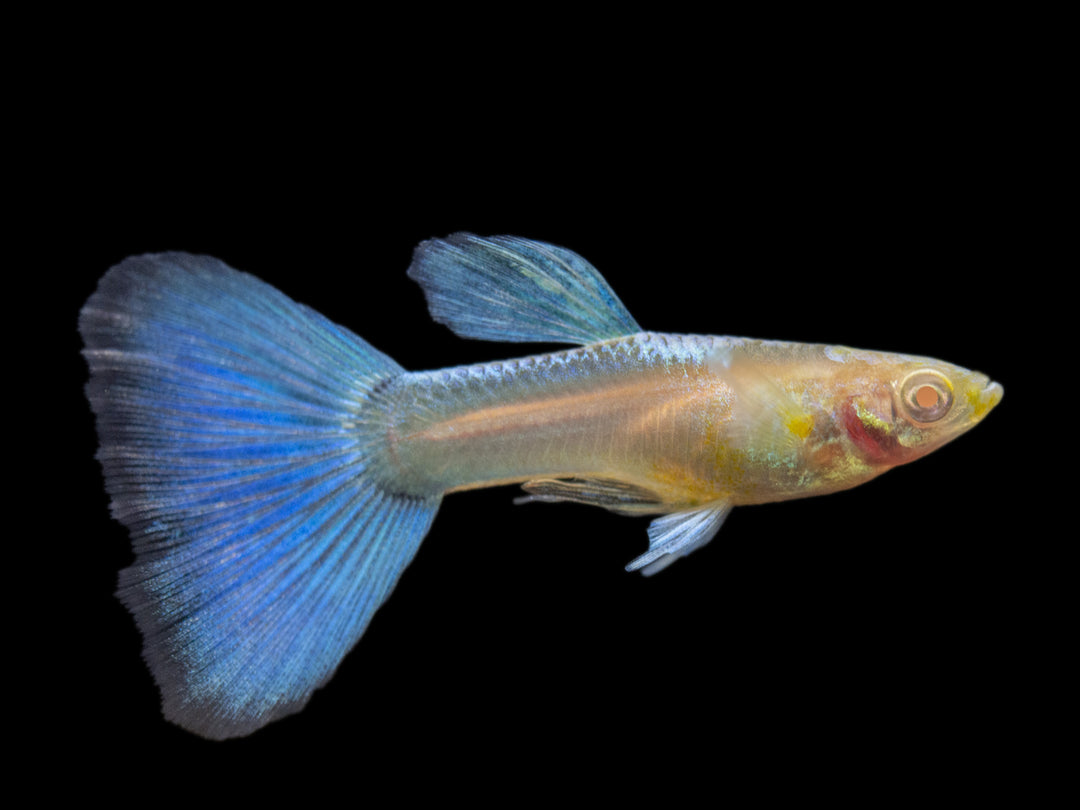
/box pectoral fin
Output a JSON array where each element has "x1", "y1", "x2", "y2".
[
  {"x1": 407, "y1": 233, "x2": 641, "y2": 345},
  {"x1": 626, "y1": 503, "x2": 732, "y2": 576}
]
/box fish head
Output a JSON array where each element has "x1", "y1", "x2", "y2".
[{"x1": 839, "y1": 352, "x2": 1003, "y2": 468}]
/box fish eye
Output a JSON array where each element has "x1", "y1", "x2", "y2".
[{"x1": 899, "y1": 369, "x2": 953, "y2": 422}]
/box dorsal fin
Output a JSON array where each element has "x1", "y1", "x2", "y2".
[{"x1": 407, "y1": 233, "x2": 640, "y2": 345}]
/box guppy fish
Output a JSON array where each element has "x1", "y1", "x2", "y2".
[{"x1": 80, "y1": 234, "x2": 1002, "y2": 739}]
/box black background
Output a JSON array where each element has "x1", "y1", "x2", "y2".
[{"x1": 40, "y1": 35, "x2": 1054, "y2": 800}]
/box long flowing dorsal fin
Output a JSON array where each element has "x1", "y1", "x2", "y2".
[{"x1": 407, "y1": 233, "x2": 641, "y2": 345}]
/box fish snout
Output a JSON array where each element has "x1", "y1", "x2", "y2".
[{"x1": 968, "y1": 375, "x2": 1003, "y2": 421}]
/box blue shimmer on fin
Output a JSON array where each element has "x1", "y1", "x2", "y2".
[
  {"x1": 79, "y1": 253, "x2": 440, "y2": 739},
  {"x1": 407, "y1": 233, "x2": 641, "y2": 345},
  {"x1": 626, "y1": 503, "x2": 731, "y2": 576}
]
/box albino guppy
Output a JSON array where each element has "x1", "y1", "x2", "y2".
[{"x1": 79, "y1": 234, "x2": 1003, "y2": 739}]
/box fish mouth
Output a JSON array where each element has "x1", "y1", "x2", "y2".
[{"x1": 972, "y1": 378, "x2": 1004, "y2": 419}]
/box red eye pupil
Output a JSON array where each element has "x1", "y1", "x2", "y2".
[{"x1": 915, "y1": 385, "x2": 938, "y2": 409}]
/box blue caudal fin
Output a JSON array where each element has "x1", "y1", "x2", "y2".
[{"x1": 79, "y1": 253, "x2": 440, "y2": 739}]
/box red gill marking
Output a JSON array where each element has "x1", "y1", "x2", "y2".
[{"x1": 841, "y1": 400, "x2": 896, "y2": 464}]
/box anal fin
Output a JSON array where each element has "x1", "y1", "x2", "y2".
[{"x1": 515, "y1": 477, "x2": 664, "y2": 515}]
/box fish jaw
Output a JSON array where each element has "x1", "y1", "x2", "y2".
[{"x1": 967, "y1": 375, "x2": 1004, "y2": 422}]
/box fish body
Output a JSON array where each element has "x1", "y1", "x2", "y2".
[
  {"x1": 376, "y1": 333, "x2": 999, "y2": 512},
  {"x1": 79, "y1": 234, "x2": 1002, "y2": 739}
]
